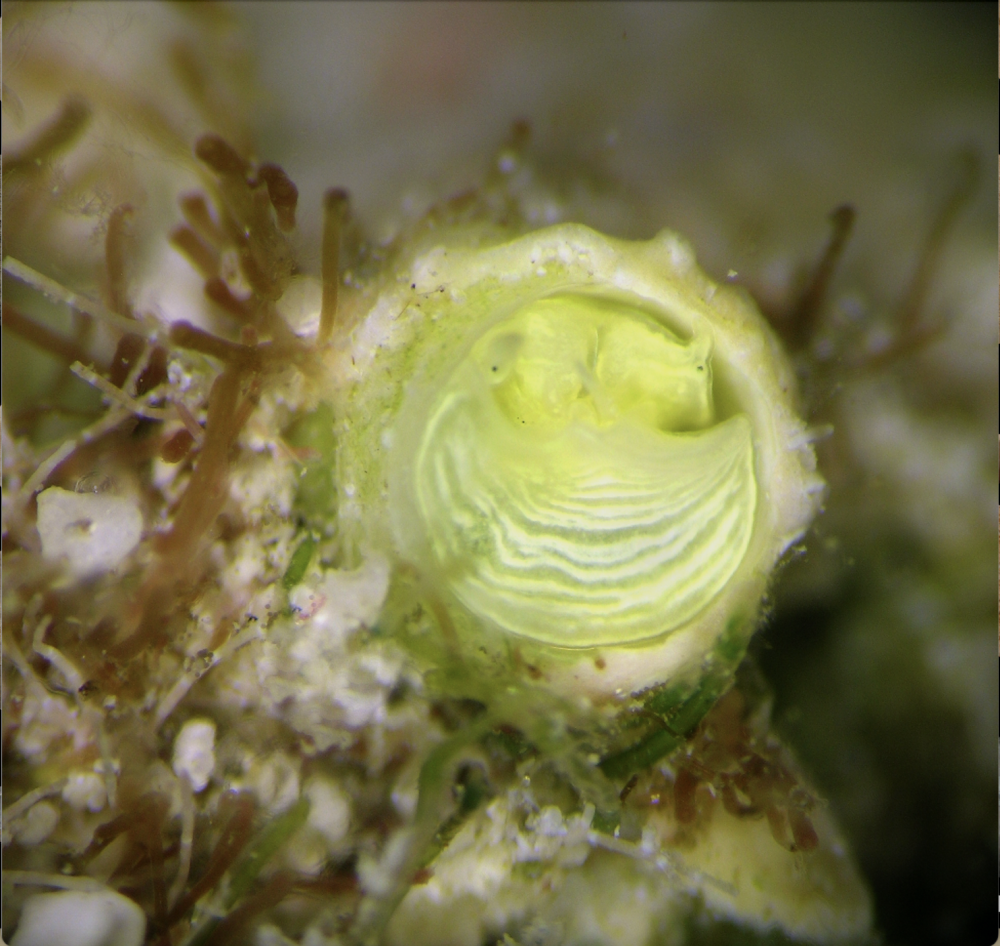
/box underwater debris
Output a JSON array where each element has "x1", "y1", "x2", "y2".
[{"x1": 3, "y1": 6, "x2": 994, "y2": 946}]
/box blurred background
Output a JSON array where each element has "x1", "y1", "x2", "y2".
[{"x1": 4, "y1": 3, "x2": 997, "y2": 944}]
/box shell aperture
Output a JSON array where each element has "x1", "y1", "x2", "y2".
[{"x1": 414, "y1": 293, "x2": 757, "y2": 648}]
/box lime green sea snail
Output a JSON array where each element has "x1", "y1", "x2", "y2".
[{"x1": 331, "y1": 223, "x2": 823, "y2": 709}]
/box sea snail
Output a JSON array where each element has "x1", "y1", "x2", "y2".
[{"x1": 333, "y1": 223, "x2": 823, "y2": 706}]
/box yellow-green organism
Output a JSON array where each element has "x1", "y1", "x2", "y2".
[{"x1": 334, "y1": 222, "x2": 822, "y2": 711}]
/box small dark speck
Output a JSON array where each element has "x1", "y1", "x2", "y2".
[
  {"x1": 697, "y1": 365, "x2": 704, "y2": 371},
  {"x1": 492, "y1": 366, "x2": 498, "y2": 372},
  {"x1": 411, "y1": 283, "x2": 416, "y2": 289}
]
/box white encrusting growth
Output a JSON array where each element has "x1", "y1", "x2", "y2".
[
  {"x1": 36, "y1": 487, "x2": 143, "y2": 578},
  {"x1": 171, "y1": 718, "x2": 217, "y2": 793},
  {"x1": 9, "y1": 889, "x2": 146, "y2": 946}
]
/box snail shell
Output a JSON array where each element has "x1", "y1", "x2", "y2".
[{"x1": 333, "y1": 223, "x2": 823, "y2": 704}]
